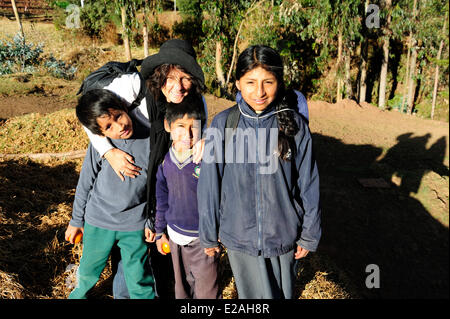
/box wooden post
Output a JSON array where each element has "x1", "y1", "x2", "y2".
[{"x1": 11, "y1": 0, "x2": 25, "y2": 39}]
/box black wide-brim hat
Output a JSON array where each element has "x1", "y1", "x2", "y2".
[{"x1": 141, "y1": 39, "x2": 204, "y2": 86}]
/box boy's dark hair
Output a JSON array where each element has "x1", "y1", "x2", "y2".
[
  {"x1": 165, "y1": 94, "x2": 206, "y2": 128},
  {"x1": 76, "y1": 89, "x2": 129, "y2": 135}
]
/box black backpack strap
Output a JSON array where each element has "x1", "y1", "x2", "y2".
[
  {"x1": 225, "y1": 104, "x2": 240, "y2": 130},
  {"x1": 224, "y1": 104, "x2": 240, "y2": 154},
  {"x1": 128, "y1": 72, "x2": 146, "y2": 112},
  {"x1": 128, "y1": 58, "x2": 143, "y2": 71}
]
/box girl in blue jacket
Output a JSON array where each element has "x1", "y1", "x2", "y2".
[{"x1": 198, "y1": 45, "x2": 321, "y2": 299}]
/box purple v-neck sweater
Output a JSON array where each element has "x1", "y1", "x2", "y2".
[{"x1": 155, "y1": 148, "x2": 201, "y2": 239}]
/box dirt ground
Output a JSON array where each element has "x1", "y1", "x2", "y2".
[
  {"x1": 1, "y1": 90, "x2": 449, "y2": 299},
  {"x1": 0, "y1": 95, "x2": 76, "y2": 120}
]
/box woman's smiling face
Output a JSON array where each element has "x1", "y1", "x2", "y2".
[
  {"x1": 236, "y1": 66, "x2": 278, "y2": 112},
  {"x1": 161, "y1": 67, "x2": 193, "y2": 104}
]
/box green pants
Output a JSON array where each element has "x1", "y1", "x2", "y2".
[{"x1": 69, "y1": 223, "x2": 155, "y2": 299}]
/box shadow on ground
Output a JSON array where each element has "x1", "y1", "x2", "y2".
[
  {"x1": 312, "y1": 132, "x2": 449, "y2": 298},
  {"x1": 0, "y1": 158, "x2": 80, "y2": 297}
]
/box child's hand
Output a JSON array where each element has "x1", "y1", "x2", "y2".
[
  {"x1": 65, "y1": 225, "x2": 84, "y2": 244},
  {"x1": 104, "y1": 148, "x2": 141, "y2": 181},
  {"x1": 204, "y1": 246, "x2": 220, "y2": 257},
  {"x1": 145, "y1": 228, "x2": 156, "y2": 243},
  {"x1": 294, "y1": 245, "x2": 309, "y2": 259},
  {"x1": 192, "y1": 138, "x2": 205, "y2": 164},
  {"x1": 156, "y1": 234, "x2": 170, "y2": 255}
]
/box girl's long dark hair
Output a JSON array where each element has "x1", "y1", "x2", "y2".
[{"x1": 236, "y1": 45, "x2": 299, "y2": 160}]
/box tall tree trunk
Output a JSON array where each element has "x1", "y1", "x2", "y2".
[
  {"x1": 400, "y1": 36, "x2": 411, "y2": 112},
  {"x1": 336, "y1": 29, "x2": 343, "y2": 102},
  {"x1": 359, "y1": 40, "x2": 368, "y2": 103},
  {"x1": 359, "y1": 0, "x2": 370, "y2": 103},
  {"x1": 406, "y1": 40, "x2": 418, "y2": 115},
  {"x1": 143, "y1": 23, "x2": 149, "y2": 57},
  {"x1": 431, "y1": 17, "x2": 447, "y2": 119},
  {"x1": 215, "y1": 40, "x2": 226, "y2": 92},
  {"x1": 121, "y1": 6, "x2": 132, "y2": 61},
  {"x1": 401, "y1": 0, "x2": 417, "y2": 112},
  {"x1": 344, "y1": 49, "x2": 353, "y2": 99},
  {"x1": 143, "y1": 0, "x2": 149, "y2": 58},
  {"x1": 378, "y1": 0, "x2": 392, "y2": 110},
  {"x1": 226, "y1": 0, "x2": 263, "y2": 86},
  {"x1": 406, "y1": 0, "x2": 418, "y2": 115},
  {"x1": 378, "y1": 36, "x2": 390, "y2": 109}
]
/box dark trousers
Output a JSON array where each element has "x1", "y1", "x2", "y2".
[
  {"x1": 111, "y1": 242, "x2": 174, "y2": 299},
  {"x1": 169, "y1": 238, "x2": 221, "y2": 299},
  {"x1": 149, "y1": 242, "x2": 174, "y2": 298},
  {"x1": 227, "y1": 248, "x2": 297, "y2": 299}
]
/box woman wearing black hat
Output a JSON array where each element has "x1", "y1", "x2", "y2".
[
  {"x1": 82, "y1": 39, "x2": 207, "y2": 298},
  {"x1": 87, "y1": 39, "x2": 206, "y2": 180}
]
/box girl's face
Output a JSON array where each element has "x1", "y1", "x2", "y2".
[
  {"x1": 236, "y1": 66, "x2": 278, "y2": 112},
  {"x1": 162, "y1": 67, "x2": 193, "y2": 104}
]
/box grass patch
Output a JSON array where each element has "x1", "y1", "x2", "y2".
[{"x1": 0, "y1": 108, "x2": 88, "y2": 154}]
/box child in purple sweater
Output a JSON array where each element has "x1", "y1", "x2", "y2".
[{"x1": 154, "y1": 94, "x2": 221, "y2": 299}]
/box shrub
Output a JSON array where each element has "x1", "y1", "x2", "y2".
[
  {"x1": 44, "y1": 55, "x2": 77, "y2": 80},
  {"x1": 0, "y1": 34, "x2": 76, "y2": 80},
  {"x1": 79, "y1": 1, "x2": 116, "y2": 37},
  {"x1": 0, "y1": 34, "x2": 43, "y2": 75}
]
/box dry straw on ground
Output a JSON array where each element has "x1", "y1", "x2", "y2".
[
  {"x1": 0, "y1": 102, "x2": 354, "y2": 299},
  {"x1": 0, "y1": 155, "x2": 352, "y2": 299}
]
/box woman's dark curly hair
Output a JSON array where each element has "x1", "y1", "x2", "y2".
[
  {"x1": 146, "y1": 64, "x2": 205, "y2": 102},
  {"x1": 236, "y1": 45, "x2": 299, "y2": 161}
]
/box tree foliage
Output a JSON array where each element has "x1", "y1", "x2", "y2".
[{"x1": 50, "y1": 0, "x2": 449, "y2": 121}]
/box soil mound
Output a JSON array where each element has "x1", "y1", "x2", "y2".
[{"x1": 309, "y1": 98, "x2": 379, "y2": 112}]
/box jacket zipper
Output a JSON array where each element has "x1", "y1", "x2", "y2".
[{"x1": 255, "y1": 116, "x2": 262, "y2": 255}]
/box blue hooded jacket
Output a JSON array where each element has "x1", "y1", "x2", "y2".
[{"x1": 198, "y1": 94, "x2": 321, "y2": 258}]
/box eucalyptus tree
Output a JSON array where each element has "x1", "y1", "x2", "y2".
[
  {"x1": 431, "y1": 11, "x2": 448, "y2": 119},
  {"x1": 297, "y1": 0, "x2": 363, "y2": 101},
  {"x1": 113, "y1": 0, "x2": 162, "y2": 59},
  {"x1": 415, "y1": 0, "x2": 448, "y2": 118},
  {"x1": 378, "y1": 0, "x2": 393, "y2": 109},
  {"x1": 358, "y1": 0, "x2": 376, "y2": 104},
  {"x1": 199, "y1": 0, "x2": 260, "y2": 96},
  {"x1": 398, "y1": 0, "x2": 448, "y2": 115},
  {"x1": 113, "y1": 0, "x2": 133, "y2": 60}
]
